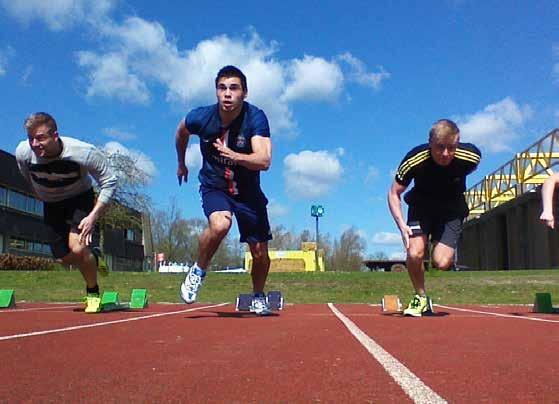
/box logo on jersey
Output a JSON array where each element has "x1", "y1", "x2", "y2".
[{"x1": 236, "y1": 134, "x2": 246, "y2": 148}]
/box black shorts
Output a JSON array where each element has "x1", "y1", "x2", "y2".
[
  {"x1": 407, "y1": 205, "x2": 463, "y2": 249},
  {"x1": 43, "y1": 189, "x2": 96, "y2": 258}
]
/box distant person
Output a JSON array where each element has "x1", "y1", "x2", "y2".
[
  {"x1": 388, "y1": 119, "x2": 481, "y2": 316},
  {"x1": 174, "y1": 65, "x2": 273, "y2": 315},
  {"x1": 16, "y1": 112, "x2": 117, "y2": 313},
  {"x1": 539, "y1": 172, "x2": 559, "y2": 228}
]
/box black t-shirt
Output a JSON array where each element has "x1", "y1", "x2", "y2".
[{"x1": 395, "y1": 142, "x2": 481, "y2": 218}]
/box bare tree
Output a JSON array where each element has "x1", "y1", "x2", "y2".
[{"x1": 330, "y1": 227, "x2": 366, "y2": 271}]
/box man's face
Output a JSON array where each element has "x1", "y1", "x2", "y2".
[
  {"x1": 27, "y1": 124, "x2": 60, "y2": 158},
  {"x1": 216, "y1": 76, "x2": 246, "y2": 114},
  {"x1": 429, "y1": 135, "x2": 459, "y2": 166}
]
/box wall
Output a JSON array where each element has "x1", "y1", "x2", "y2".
[{"x1": 459, "y1": 190, "x2": 559, "y2": 270}]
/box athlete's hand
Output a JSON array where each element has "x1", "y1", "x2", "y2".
[
  {"x1": 78, "y1": 214, "x2": 96, "y2": 245},
  {"x1": 213, "y1": 138, "x2": 238, "y2": 163},
  {"x1": 177, "y1": 163, "x2": 188, "y2": 186},
  {"x1": 400, "y1": 225, "x2": 413, "y2": 250},
  {"x1": 540, "y1": 211, "x2": 555, "y2": 229}
]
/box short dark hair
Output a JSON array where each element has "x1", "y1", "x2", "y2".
[
  {"x1": 215, "y1": 65, "x2": 247, "y2": 92},
  {"x1": 24, "y1": 112, "x2": 58, "y2": 134}
]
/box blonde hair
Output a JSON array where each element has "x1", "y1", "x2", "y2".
[
  {"x1": 429, "y1": 119, "x2": 459, "y2": 142},
  {"x1": 24, "y1": 112, "x2": 57, "y2": 134}
]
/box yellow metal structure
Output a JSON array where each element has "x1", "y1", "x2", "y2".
[
  {"x1": 466, "y1": 129, "x2": 559, "y2": 219},
  {"x1": 244, "y1": 242, "x2": 325, "y2": 272}
]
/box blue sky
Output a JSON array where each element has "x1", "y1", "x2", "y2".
[{"x1": 1, "y1": 1, "x2": 558, "y2": 258}]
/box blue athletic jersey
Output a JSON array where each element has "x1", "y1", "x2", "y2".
[{"x1": 185, "y1": 102, "x2": 270, "y2": 196}]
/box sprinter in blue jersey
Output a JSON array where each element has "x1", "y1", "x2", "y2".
[{"x1": 175, "y1": 66, "x2": 273, "y2": 315}]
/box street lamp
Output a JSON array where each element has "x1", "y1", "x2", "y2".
[{"x1": 311, "y1": 205, "x2": 324, "y2": 271}]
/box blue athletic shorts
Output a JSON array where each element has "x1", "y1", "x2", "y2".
[{"x1": 200, "y1": 186, "x2": 272, "y2": 244}]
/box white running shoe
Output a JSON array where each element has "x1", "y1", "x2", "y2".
[
  {"x1": 249, "y1": 293, "x2": 271, "y2": 316},
  {"x1": 179, "y1": 266, "x2": 205, "y2": 304}
]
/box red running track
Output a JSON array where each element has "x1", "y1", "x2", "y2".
[{"x1": 0, "y1": 302, "x2": 558, "y2": 402}]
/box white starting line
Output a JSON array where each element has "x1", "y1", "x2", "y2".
[{"x1": 0, "y1": 303, "x2": 227, "y2": 341}]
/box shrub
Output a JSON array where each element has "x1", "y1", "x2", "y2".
[{"x1": 0, "y1": 254, "x2": 56, "y2": 271}]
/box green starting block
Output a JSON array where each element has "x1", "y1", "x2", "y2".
[
  {"x1": 98, "y1": 289, "x2": 148, "y2": 312},
  {"x1": 0, "y1": 289, "x2": 16, "y2": 309},
  {"x1": 130, "y1": 289, "x2": 148, "y2": 309},
  {"x1": 533, "y1": 292, "x2": 554, "y2": 314},
  {"x1": 100, "y1": 291, "x2": 129, "y2": 312}
]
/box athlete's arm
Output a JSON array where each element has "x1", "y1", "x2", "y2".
[
  {"x1": 78, "y1": 200, "x2": 108, "y2": 245},
  {"x1": 175, "y1": 120, "x2": 191, "y2": 185},
  {"x1": 213, "y1": 135, "x2": 271, "y2": 171},
  {"x1": 80, "y1": 147, "x2": 118, "y2": 245},
  {"x1": 540, "y1": 173, "x2": 559, "y2": 229},
  {"x1": 388, "y1": 180, "x2": 413, "y2": 249}
]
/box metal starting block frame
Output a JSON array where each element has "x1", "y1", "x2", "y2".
[
  {"x1": 381, "y1": 295, "x2": 402, "y2": 313},
  {"x1": 236, "y1": 290, "x2": 284, "y2": 311}
]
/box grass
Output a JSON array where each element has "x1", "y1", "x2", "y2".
[{"x1": 2, "y1": 269, "x2": 559, "y2": 305}]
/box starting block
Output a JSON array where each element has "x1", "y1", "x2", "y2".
[
  {"x1": 100, "y1": 291, "x2": 129, "y2": 312},
  {"x1": 0, "y1": 289, "x2": 16, "y2": 309},
  {"x1": 533, "y1": 293, "x2": 554, "y2": 314},
  {"x1": 381, "y1": 295, "x2": 402, "y2": 313},
  {"x1": 236, "y1": 291, "x2": 284, "y2": 311},
  {"x1": 98, "y1": 289, "x2": 149, "y2": 312},
  {"x1": 129, "y1": 289, "x2": 148, "y2": 309}
]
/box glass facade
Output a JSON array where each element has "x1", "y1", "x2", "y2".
[
  {"x1": 8, "y1": 237, "x2": 51, "y2": 255},
  {"x1": 0, "y1": 186, "x2": 43, "y2": 217}
]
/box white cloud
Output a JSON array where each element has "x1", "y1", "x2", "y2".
[
  {"x1": 2, "y1": 4, "x2": 389, "y2": 135},
  {"x1": 0, "y1": 0, "x2": 115, "y2": 30},
  {"x1": 282, "y1": 55, "x2": 344, "y2": 102},
  {"x1": 267, "y1": 200, "x2": 289, "y2": 218},
  {"x1": 283, "y1": 150, "x2": 343, "y2": 199},
  {"x1": 456, "y1": 97, "x2": 533, "y2": 153},
  {"x1": 185, "y1": 143, "x2": 202, "y2": 171},
  {"x1": 102, "y1": 127, "x2": 137, "y2": 141},
  {"x1": 365, "y1": 166, "x2": 380, "y2": 183},
  {"x1": 20, "y1": 64, "x2": 32, "y2": 85},
  {"x1": 371, "y1": 232, "x2": 401, "y2": 245},
  {"x1": 338, "y1": 52, "x2": 391, "y2": 90},
  {"x1": 76, "y1": 51, "x2": 150, "y2": 104},
  {"x1": 0, "y1": 46, "x2": 15, "y2": 76},
  {"x1": 71, "y1": 16, "x2": 385, "y2": 136},
  {"x1": 103, "y1": 141, "x2": 157, "y2": 180}
]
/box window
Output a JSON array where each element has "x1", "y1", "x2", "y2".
[
  {"x1": 8, "y1": 190, "x2": 27, "y2": 211},
  {"x1": 3, "y1": 188, "x2": 43, "y2": 216},
  {"x1": 9, "y1": 238, "x2": 26, "y2": 250},
  {"x1": 30, "y1": 197, "x2": 43, "y2": 216},
  {"x1": 0, "y1": 186, "x2": 6, "y2": 205},
  {"x1": 8, "y1": 237, "x2": 51, "y2": 255},
  {"x1": 126, "y1": 229, "x2": 135, "y2": 241}
]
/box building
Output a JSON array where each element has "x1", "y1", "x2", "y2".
[{"x1": 0, "y1": 148, "x2": 151, "y2": 271}]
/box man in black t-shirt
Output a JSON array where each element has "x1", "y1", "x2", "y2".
[{"x1": 388, "y1": 119, "x2": 481, "y2": 316}]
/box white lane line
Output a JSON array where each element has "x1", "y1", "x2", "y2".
[
  {"x1": 0, "y1": 304, "x2": 81, "y2": 313},
  {"x1": 436, "y1": 304, "x2": 559, "y2": 323},
  {"x1": 328, "y1": 303, "x2": 447, "y2": 404},
  {"x1": 0, "y1": 303, "x2": 227, "y2": 341}
]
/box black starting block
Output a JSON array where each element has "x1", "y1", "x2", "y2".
[{"x1": 235, "y1": 291, "x2": 284, "y2": 311}]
